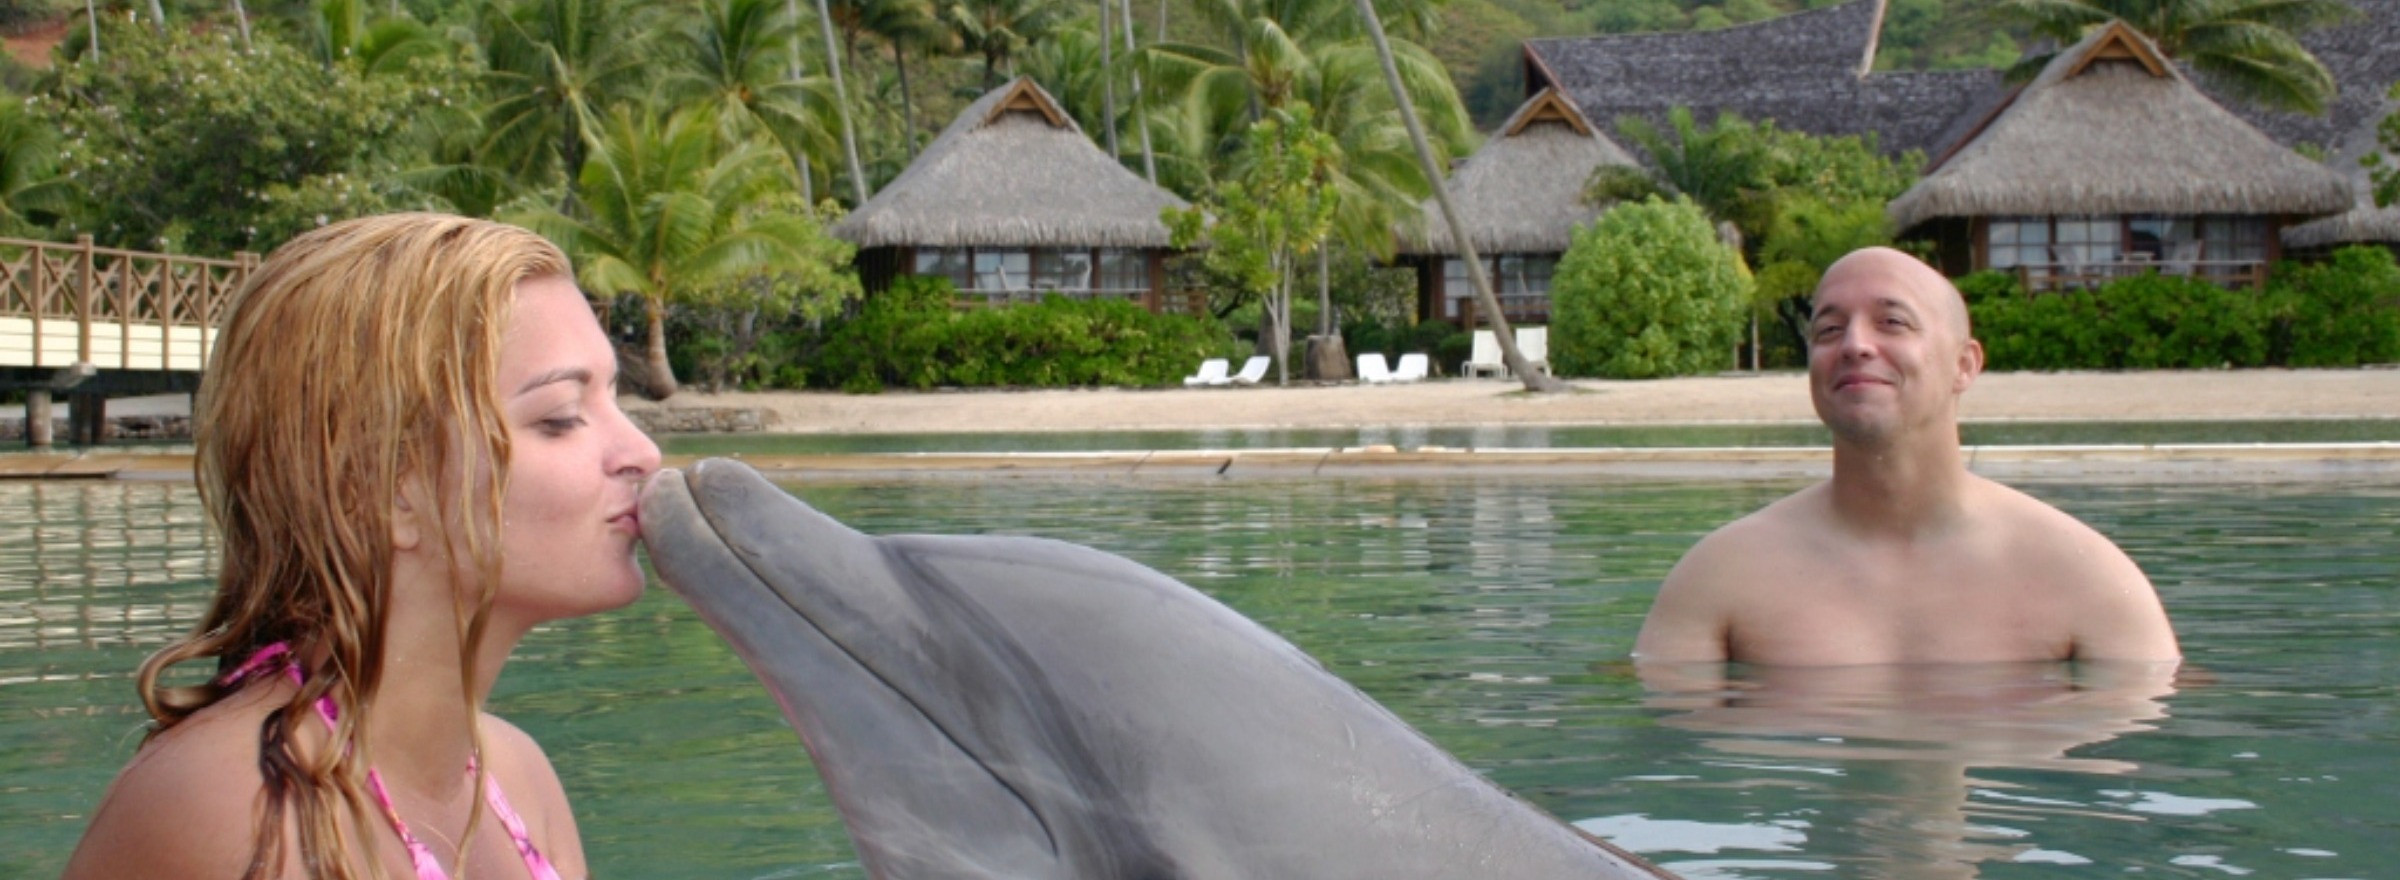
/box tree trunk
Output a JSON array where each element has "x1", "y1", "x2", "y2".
[
  {"x1": 1352, "y1": 0, "x2": 1564, "y2": 392},
  {"x1": 145, "y1": 0, "x2": 166, "y2": 31},
  {"x1": 1270, "y1": 254, "x2": 1291, "y2": 385},
  {"x1": 784, "y1": 0, "x2": 816, "y2": 203},
  {"x1": 894, "y1": 41, "x2": 920, "y2": 161},
  {"x1": 1120, "y1": 0, "x2": 1155, "y2": 182},
  {"x1": 815, "y1": 0, "x2": 869, "y2": 205},
  {"x1": 84, "y1": 0, "x2": 99, "y2": 61},
  {"x1": 1099, "y1": 0, "x2": 1119, "y2": 158},
  {"x1": 230, "y1": 0, "x2": 253, "y2": 52},
  {"x1": 643, "y1": 295, "x2": 680, "y2": 400},
  {"x1": 1316, "y1": 247, "x2": 1331, "y2": 336}
]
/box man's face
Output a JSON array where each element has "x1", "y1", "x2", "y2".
[{"x1": 1805, "y1": 249, "x2": 1982, "y2": 446}]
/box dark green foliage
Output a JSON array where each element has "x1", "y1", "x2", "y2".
[
  {"x1": 1550, "y1": 196, "x2": 1746, "y2": 378},
  {"x1": 1342, "y1": 316, "x2": 1464, "y2": 375},
  {"x1": 39, "y1": 24, "x2": 430, "y2": 253},
  {"x1": 811, "y1": 277, "x2": 1236, "y2": 392},
  {"x1": 2274, "y1": 246, "x2": 2400, "y2": 366},
  {"x1": 1968, "y1": 247, "x2": 2400, "y2": 370}
]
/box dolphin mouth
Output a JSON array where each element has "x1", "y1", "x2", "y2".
[{"x1": 639, "y1": 460, "x2": 1064, "y2": 865}]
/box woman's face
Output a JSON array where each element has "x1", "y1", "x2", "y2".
[{"x1": 489, "y1": 276, "x2": 661, "y2": 624}]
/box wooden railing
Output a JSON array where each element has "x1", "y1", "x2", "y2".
[
  {"x1": 0, "y1": 235, "x2": 257, "y2": 372},
  {"x1": 2013, "y1": 259, "x2": 2269, "y2": 293}
]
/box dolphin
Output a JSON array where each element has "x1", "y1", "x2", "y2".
[{"x1": 638, "y1": 458, "x2": 1677, "y2": 879}]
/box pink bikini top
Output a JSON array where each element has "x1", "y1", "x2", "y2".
[{"x1": 225, "y1": 644, "x2": 566, "y2": 880}]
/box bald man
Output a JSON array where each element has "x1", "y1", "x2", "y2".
[{"x1": 1634, "y1": 248, "x2": 2180, "y2": 666}]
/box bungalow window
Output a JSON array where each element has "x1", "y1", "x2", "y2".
[
  {"x1": 1032, "y1": 250, "x2": 1093, "y2": 291},
  {"x1": 1095, "y1": 249, "x2": 1146, "y2": 293},
  {"x1": 2203, "y1": 217, "x2": 2269, "y2": 264},
  {"x1": 973, "y1": 249, "x2": 1030, "y2": 292},
  {"x1": 2053, "y1": 215, "x2": 2120, "y2": 266},
  {"x1": 1987, "y1": 217, "x2": 2049, "y2": 270},
  {"x1": 914, "y1": 247, "x2": 972, "y2": 291},
  {"x1": 1441, "y1": 255, "x2": 1555, "y2": 319}
]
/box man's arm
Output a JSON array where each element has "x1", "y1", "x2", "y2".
[
  {"x1": 1632, "y1": 533, "x2": 1738, "y2": 664},
  {"x1": 2064, "y1": 539, "x2": 2181, "y2": 661}
]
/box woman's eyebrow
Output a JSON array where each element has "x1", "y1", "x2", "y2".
[{"x1": 515, "y1": 367, "x2": 593, "y2": 396}]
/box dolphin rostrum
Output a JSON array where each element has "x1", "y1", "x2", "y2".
[{"x1": 639, "y1": 458, "x2": 1678, "y2": 879}]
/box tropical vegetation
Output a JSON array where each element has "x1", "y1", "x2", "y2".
[{"x1": 1549, "y1": 196, "x2": 1748, "y2": 379}]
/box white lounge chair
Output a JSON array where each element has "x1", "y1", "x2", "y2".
[
  {"x1": 1183, "y1": 358, "x2": 1230, "y2": 387},
  {"x1": 1392, "y1": 353, "x2": 1429, "y2": 383},
  {"x1": 1461, "y1": 330, "x2": 1504, "y2": 378},
  {"x1": 1356, "y1": 352, "x2": 1396, "y2": 384},
  {"x1": 1514, "y1": 326, "x2": 1551, "y2": 377},
  {"x1": 1228, "y1": 355, "x2": 1271, "y2": 385}
]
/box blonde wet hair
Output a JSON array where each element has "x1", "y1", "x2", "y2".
[{"x1": 138, "y1": 213, "x2": 573, "y2": 879}]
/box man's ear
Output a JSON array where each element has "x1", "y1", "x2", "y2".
[{"x1": 1954, "y1": 338, "x2": 1986, "y2": 393}]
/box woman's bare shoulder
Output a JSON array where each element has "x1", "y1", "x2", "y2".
[{"x1": 62, "y1": 694, "x2": 286, "y2": 879}]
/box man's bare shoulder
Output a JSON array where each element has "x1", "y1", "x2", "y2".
[
  {"x1": 1970, "y1": 477, "x2": 2180, "y2": 660},
  {"x1": 1636, "y1": 485, "x2": 1832, "y2": 662}
]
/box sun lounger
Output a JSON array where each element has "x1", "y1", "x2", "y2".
[
  {"x1": 1229, "y1": 355, "x2": 1271, "y2": 385},
  {"x1": 1461, "y1": 330, "x2": 1504, "y2": 378},
  {"x1": 1514, "y1": 327, "x2": 1551, "y2": 377},
  {"x1": 1392, "y1": 353, "x2": 1429, "y2": 382},
  {"x1": 1183, "y1": 358, "x2": 1230, "y2": 386},
  {"x1": 1356, "y1": 353, "x2": 1396, "y2": 384}
]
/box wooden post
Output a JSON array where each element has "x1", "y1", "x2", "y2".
[
  {"x1": 75, "y1": 234, "x2": 95, "y2": 365},
  {"x1": 69, "y1": 392, "x2": 106, "y2": 445},
  {"x1": 25, "y1": 390, "x2": 52, "y2": 448}
]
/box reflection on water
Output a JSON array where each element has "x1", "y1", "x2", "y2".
[{"x1": 4, "y1": 476, "x2": 2397, "y2": 879}]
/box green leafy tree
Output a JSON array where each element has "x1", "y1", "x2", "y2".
[
  {"x1": 1609, "y1": 107, "x2": 1775, "y2": 240},
  {"x1": 0, "y1": 97, "x2": 77, "y2": 236},
  {"x1": 1550, "y1": 195, "x2": 1747, "y2": 379},
  {"x1": 1165, "y1": 105, "x2": 1339, "y2": 385},
  {"x1": 1983, "y1": 0, "x2": 2353, "y2": 114},
  {"x1": 515, "y1": 107, "x2": 854, "y2": 399},
  {"x1": 40, "y1": 23, "x2": 424, "y2": 252}
]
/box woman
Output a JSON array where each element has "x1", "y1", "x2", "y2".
[{"x1": 63, "y1": 213, "x2": 661, "y2": 880}]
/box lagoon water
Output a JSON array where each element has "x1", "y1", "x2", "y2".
[{"x1": 4, "y1": 473, "x2": 2396, "y2": 878}]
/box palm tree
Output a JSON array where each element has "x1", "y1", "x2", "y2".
[
  {"x1": 854, "y1": 0, "x2": 950, "y2": 160},
  {"x1": 1350, "y1": 0, "x2": 1559, "y2": 391},
  {"x1": 1984, "y1": 0, "x2": 2353, "y2": 114},
  {"x1": 479, "y1": 0, "x2": 657, "y2": 203},
  {"x1": 662, "y1": 0, "x2": 843, "y2": 193},
  {"x1": 311, "y1": 0, "x2": 448, "y2": 75},
  {"x1": 514, "y1": 107, "x2": 835, "y2": 399},
  {"x1": 944, "y1": 0, "x2": 1065, "y2": 88},
  {"x1": 810, "y1": 0, "x2": 871, "y2": 204}
]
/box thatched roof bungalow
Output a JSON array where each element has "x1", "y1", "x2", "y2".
[
  {"x1": 830, "y1": 78, "x2": 1196, "y2": 312},
  {"x1": 2265, "y1": 0, "x2": 2400, "y2": 256},
  {"x1": 1522, "y1": 0, "x2": 2002, "y2": 160},
  {"x1": 1887, "y1": 22, "x2": 2352, "y2": 289},
  {"x1": 1394, "y1": 88, "x2": 1639, "y2": 327}
]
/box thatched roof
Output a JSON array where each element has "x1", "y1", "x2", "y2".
[
  {"x1": 1398, "y1": 89, "x2": 1638, "y2": 256},
  {"x1": 1523, "y1": 0, "x2": 2002, "y2": 158},
  {"x1": 831, "y1": 78, "x2": 1188, "y2": 249},
  {"x1": 1887, "y1": 22, "x2": 2353, "y2": 231}
]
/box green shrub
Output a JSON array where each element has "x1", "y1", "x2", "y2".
[
  {"x1": 809, "y1": 278, "x2": 1234, "y2": 391},
  {"x1": 2274, "y1": 245, "x2": 2400, "y2": 366},
  {"x1": 1550, "y1": 196, "x2": 1747, "y2": 378},
  {"x1": 1966, "y1": 249, "x2": 2400, "y2": 370}
]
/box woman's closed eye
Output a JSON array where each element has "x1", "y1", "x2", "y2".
[{"x1": 535, "y1": 415, "x2": 588, "y2": 437}]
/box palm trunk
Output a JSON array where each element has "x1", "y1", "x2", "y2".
[
  {"x1": 145, "y1": 0, "x2": 166, "y2": 31},
  {"x1": 230, "y1": 0, "x2": 254, "y2": 52},
  {"x1": 84, "y1": 0, "x2": 99, "y2": 61},
  {"x1": 783, "y1": 0, "x2": 816, "y2": 203},
  {"x1": 1352, "y1": 0, "x2": 1562, "y2": 392},
  {"x1": 815, "y1": 0, "x2": 869, "y2": 205},
  {"x1": 644, "y1": 296, "x2": 680, "y2": 400},
  {"x1": 1119, "y1": 0, "x2": 1155, "y2": 182},
  {"x1": 1099, "y1": 0, "x2": 1120, "y2": 158},
  {"x1": 1316, "y1": 247, "x2": 1330, "y2": 336},
  {"x1": 893, "y1": 41, "x2": 920, "y2": 160}
]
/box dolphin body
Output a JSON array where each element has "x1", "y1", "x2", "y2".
[{"x1": 639, "y1": 458, "x2": 1676, "y2": 879}]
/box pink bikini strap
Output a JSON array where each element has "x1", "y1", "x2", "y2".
[{"x1": 226, "y1": 643, "x2": 565, "y2": 880}]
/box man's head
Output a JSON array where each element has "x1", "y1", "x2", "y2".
[{"x1": 1805, "y1": 247, "x2": 1984, "y2": 447}]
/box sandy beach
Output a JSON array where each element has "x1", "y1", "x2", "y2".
[{"x1": 622, "y1": 368, "x2": 2400, "y2": 434}]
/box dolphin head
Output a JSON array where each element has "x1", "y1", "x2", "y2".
[{"x1": 641, "y1": 458, "x2": 1675, "y2": 880}]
